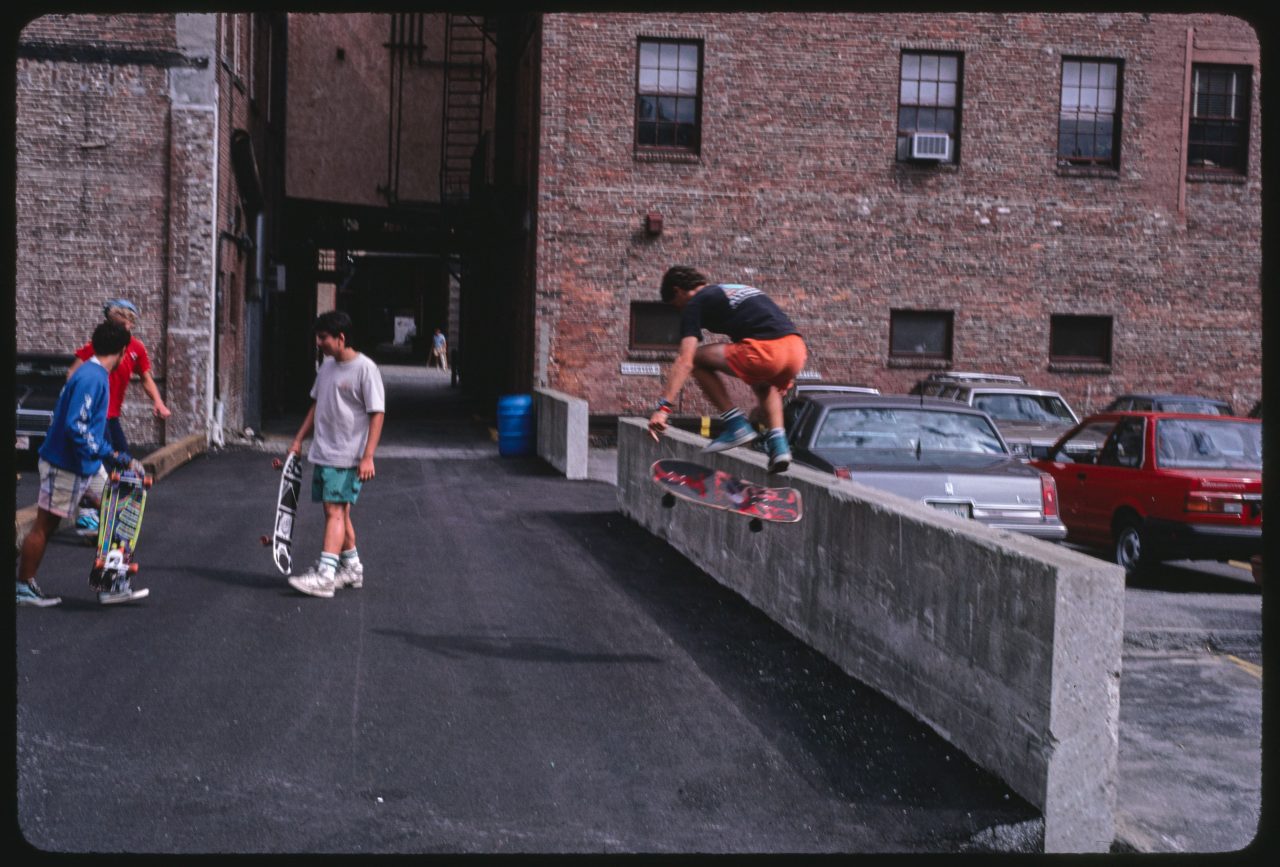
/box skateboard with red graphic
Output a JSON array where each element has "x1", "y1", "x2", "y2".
[
  {"x1": 261, "y1": 452, "x2": 303, "y2": 575},
  {"x1": 651, "y1": 459, "x2": 803, "y2": 532},
  {"x1": 88, "y1": 468, "x2": 152, "y2": 604}
]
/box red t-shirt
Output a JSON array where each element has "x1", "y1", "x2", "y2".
[{"x1": 75, "y1": 335, "x2": 150, "y2": 419}]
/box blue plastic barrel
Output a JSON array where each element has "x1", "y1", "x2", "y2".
[{"x1": 497, "y1": 393, "x2": 535, "y2": 456}]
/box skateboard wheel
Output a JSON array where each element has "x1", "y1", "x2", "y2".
[
  {"x1": 661, "y1": 493, "x2": 677, "y2": 509},
  {"x1": 129, "y1": 563, "x2": 139, "y2": 574},
  {"x1": 94, "y1": 557, "x2": 104, "y2": 569},
  {"x1": 260, "y1": 534, "x2": 271, "y2": 546},
  {"x1": 749, "y1": 518, "x2": 764, "y2": 533},
  {"x1": 272, "y1": 458, "x2": 283, "y2": 470},
  {"x1": 143, "y1": 475, "x2": 153, "y2": 489}
]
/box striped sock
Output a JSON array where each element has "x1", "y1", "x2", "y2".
[
  {"x1": 720, "y1": 408, "x2": 744, "y2": 422},
  {"x1": 319, "y1": 552, "x2": 340, "y2": 577},
  {"x1": 341, "y1": 548, "x2": 361, "y2": 568}
]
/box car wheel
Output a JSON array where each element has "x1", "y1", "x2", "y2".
[{"x1": 1114, "y1": 517, "x2": 1151, "y2": 576}]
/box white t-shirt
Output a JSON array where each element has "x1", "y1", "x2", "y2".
[{"x1": 308, "y1": 353, "x2": 386, "y2": 468}]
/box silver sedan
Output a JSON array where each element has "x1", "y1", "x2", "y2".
[{"x1": 787, "y1": 394, "x2": 1068, "y2": 541}]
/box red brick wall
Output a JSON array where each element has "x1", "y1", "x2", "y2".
[
  {"x1": 16, "y1": 15, "x2": 180, "y2": 445},
  {"x1": 535, "y1": 13, "x2": 1262, "y2": 419}
]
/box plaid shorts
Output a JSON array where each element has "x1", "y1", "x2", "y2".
[{"x1": 37, "y1": 459, "x2": 93, "y2": 518}]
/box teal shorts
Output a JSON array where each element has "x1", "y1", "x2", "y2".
[{"x1": 312, "y1": 465, "x2": 364, "y2": 504}]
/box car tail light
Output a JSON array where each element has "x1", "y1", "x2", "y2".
[
  {"x1": 1039, "y1": 472, "x2": 1059, "y2": 518},
  {"x1": 834, "y1": 466, "x2": 852, "y2": 480},
  {"x1": 1186, "y1": 492, "x2": 1245, "y2": 515}
]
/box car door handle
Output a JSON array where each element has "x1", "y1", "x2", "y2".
[{"x1": 1076, "y1": 473, "x2": 1087, "y2": 481}]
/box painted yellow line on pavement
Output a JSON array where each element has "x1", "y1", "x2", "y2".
[{"x1": 1227, "y1": 655, "x2": 1262, "y2": 680}]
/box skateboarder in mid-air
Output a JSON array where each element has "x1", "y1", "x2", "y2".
[
  {"x1": 286, "y1": 310, "x2": 386, "y2": 599},
  {"x1": 17, "y1": 321, "x2": 136, "y2": 606},
  {"x1": 647, "y1": 266, "x2": 808, "y2": 473}
]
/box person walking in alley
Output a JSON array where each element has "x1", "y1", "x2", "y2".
[
  {"x1": 67, "y1": 299, "x2": 171, "y2": 536},
  {"x1": 286, "y1": 310, "x2": 386, "y2": 599},
  {"x1": 431, "y1": 328, "x2": 449, "y2": 370},
  {"x1": 646, "y1": 266, "x2": 808, "y2": 474},
  {"x1": 17, "y1": 321, "x2": 136, "y2": 606}
]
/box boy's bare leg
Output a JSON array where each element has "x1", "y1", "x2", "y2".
[
  {"x1": 342, "y1": 505, "x2": 356, "y2": 551},
  {"x1": 322, "y1": 502, "x2": 348, "y2": 555},
  {"x1": 752, "y1": 382, "x2": 785, "y2": 430},
  {"x1": 18, "y1": 509, "x2": 62, "y2": 584},
  {"x1": 690, "y1": 343, "x2": 737, "y2": 413}
]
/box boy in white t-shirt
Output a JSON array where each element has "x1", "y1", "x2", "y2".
[{"x1": 286, "y1": 311, "x2": 386, "y2": 598}]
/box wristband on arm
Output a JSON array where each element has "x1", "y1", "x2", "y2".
[{"x1": 654, "y1": 398, "x2": 673, "y2": 414}]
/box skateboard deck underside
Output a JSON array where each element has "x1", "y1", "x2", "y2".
[{"x1": 651, "y1": 459, "x2": 802, "y2": 523}]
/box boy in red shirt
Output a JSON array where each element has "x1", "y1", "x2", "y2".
[{"x1": 67, "y1": 299, "x2": 171, "y2": 533}]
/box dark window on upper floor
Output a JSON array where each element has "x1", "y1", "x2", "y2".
[
  {"x1": 890, "y1": 309, "x2": 953, "y2": 360},
  {"x1": 635, "y1": 38, "x2": 702, "y2": 156},
  {"x1": 897, "y1": 51, "x2": 962, "y2": 164},
  {"x1": 630, "y1": 301, "x2": 681, "y2": 350},
  {"x1": 1050, "y1": 314, "x2": 1112, "y2": 365},
  {"x1": 1188, "y1": 64, "x2": 1251, "y2": 174},
  {"x1": 1058, "y1": 58, "x2": 1122, "y2": 167}
]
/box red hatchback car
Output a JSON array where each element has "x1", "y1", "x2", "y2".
[{"x1": 1032, "y1": 412, "x2": 1262, "y2": 575}]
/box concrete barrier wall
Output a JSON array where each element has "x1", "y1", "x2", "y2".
[
  {"x1": 617, "y1": 419, "x2": 1124, "y2": 852},
  {"x1": 535, "y1": 387, "x2": 588, "y2": 480}
]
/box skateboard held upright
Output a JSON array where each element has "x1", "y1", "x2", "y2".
[
  {"x1": 89, "y1": 467, "x2": 152, "y2": 604},
  {"x1": 262, "y1": 452, "x2": 303, "y2": 574},
  {"x1": 651, "y1": 459, "x2": 802, "y2": 531}
]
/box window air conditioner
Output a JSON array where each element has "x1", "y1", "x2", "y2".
[{"x1": 910, "y1": 132, "x2": 951, "y2": 161}]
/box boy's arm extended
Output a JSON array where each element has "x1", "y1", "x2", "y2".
[{"x1": 357, "y1": 412, "x2": 385, "y2": 481}]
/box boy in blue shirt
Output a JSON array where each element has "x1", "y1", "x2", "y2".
[{"x1": 16, "y1": 320, "x2": 134, "y2": 606}]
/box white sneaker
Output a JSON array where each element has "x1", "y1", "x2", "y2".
[
  {"x1": 336, "y1": 561, "x2": 363, "y2": 589},
  {"x1": 288, "y1": 565, "x2": 336, "y2": 598}
]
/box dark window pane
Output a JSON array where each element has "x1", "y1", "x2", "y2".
[
  {"x1": 637, "y1": 122, "x2": 656, "y2": 145},
  {"x1": 657, "y1": 96, "x2": 675, "y2": 121},
  {"x1": 936, "y1": 108, "x2": 955, "y2": 133},
  {"x1": 899, "y1": 106, "x2": 917, "y2": 129},
  {"x1": 891, "y1": 311, "x2": 951, "y2": 358},
  {"x1": 675, "y1": 123, "x2": 696, "y2": 147},
  {"x1": 675, "y1": 98, "x2": 695, "y2": 123},
  {"x1": 1050, "y1": 315, "x2": 1111, "y2": 363},
  {"x1": 917, "y1": 107, "x2": 936, "y2": 130},
  {"x1": 632, "y1": 302, "x2": 681, "y2": 348},
  {"x1": 637, "y1": 95, "x2": 655, "y2": 120},
  {"x1": 656, "y1": 123, "x2": 676, "y2": 146}
]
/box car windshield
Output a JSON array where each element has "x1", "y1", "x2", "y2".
[
  {"x1": 973, "y1": 393, "x2": 1075, "y2": 422},
  {"x1": 814, "y1": 408, "x2": 1006, "y2": 455},
  {"x1": 1155, "y1": 419, "x2": 1262, "y2": 470},
  {"x1": 1155, "y1": 400, "x2": 1226, "y2": 415}
]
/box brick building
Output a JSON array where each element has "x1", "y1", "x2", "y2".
[
  {"x1": 14, "y1": 12, "x2": 1263, "y2": 448},
  {"x1": 14, "y1": 12, "x2": 285, "y2": 446},
  {"x1": 532, "y1": 12, "x2": 1263, "y2": 419}
]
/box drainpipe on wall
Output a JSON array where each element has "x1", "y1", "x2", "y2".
[{"x1": 208, "y1": 96, "x2": 222, "y2": 448}]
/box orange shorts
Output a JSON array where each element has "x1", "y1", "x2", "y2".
[{"x1": 724, "y1": 334, "x2": 808, "y2": 393}]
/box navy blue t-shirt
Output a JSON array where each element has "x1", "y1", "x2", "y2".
[{"x1": 679, "y1": 283, "x2": 799, "y2": 342}]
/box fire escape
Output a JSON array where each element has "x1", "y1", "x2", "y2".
[{"x1": 440, "y1": 14, "x2": 488, "y2": 205}]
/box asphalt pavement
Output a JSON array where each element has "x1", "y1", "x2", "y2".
[{"x1": 10, "y1": 366, "x2": 1265, "y2": 854}]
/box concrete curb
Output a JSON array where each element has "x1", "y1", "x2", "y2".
[
  {"x1": 14, "y1": 432, "x2": 208, "y2": 551},
  {"x1": 1123, "y1": 629, "x2": 1261, "y2": 654}
]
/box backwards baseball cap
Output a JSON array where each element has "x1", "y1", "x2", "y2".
[{"x1": 103, "y1": 298, "x2": 140, "y2": 319}]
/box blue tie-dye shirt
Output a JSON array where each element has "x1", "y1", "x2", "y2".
[{"x1": 38, "y1": 358, "x2": 115, "y2": 476}]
